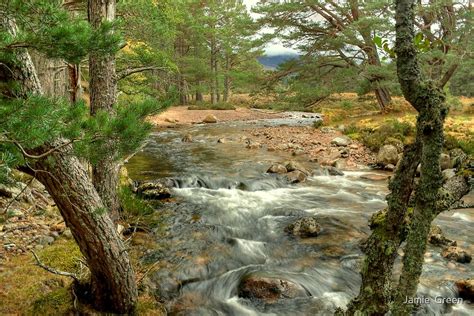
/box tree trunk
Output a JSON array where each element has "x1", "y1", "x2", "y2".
[
  {"x1": 67, "y1": 63, "x2": 82, "y2": 103},
  {"x1": 391, "y1": 0, "x2": 448, "y2": 312},
  {"x1": 32, "y1": 141, "x2": 138, "y2": 314},
  {"x1": 374, "y1": 86, "x2": 391, "y2": 111},
  {"x1": 346, "y1": 136, "x2": 421, "y2": 315},
  {"x1": 2, "y1": 14, "x2": 138, "y2": 314},
  {"x1": 88, "y1": 0, "x2": 120, "y2": 221},
  {"x1": 223, "y1": 53, "x2": 231, "y2": 103},
  {"x1": 346, "y1": 0, "x2": 451, "y2": 314},
  {"x1": 210, "y1": 37, "x2": 218, "y2": 105}
]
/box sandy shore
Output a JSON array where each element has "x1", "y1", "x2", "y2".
[{"x1": 149, "y1": 106, "x2": 283, "y2": 126}]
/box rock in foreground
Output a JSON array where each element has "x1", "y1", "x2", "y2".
[
  {"x1": 285, "y1": 217, "x2": 322, "y2": 238},
  {"x1": 376, "y1": 144, "x2": 399, "y2": 166},
  {"x1": 267, "y1": 163, "x2": 287, "y2": 174},
  {"x1": 455, "y1": 279, "x2": 474, "y2": 301},
  {"x1": 238, "y1": 275, "x2": 308, "y2": 303},
  {"x1": 202, "y1": 114, "x2": 217, "y2": 123}
]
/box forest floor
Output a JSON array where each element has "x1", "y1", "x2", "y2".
[{"x1": 0, "y1": 93, "x2": 472, "y2": 314}]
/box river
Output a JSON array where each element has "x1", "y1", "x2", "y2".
[{"x1": 127, "y1": 116, "x2": 473, "y2": 316}]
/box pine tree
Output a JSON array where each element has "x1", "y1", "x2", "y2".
[{"x1": 0, "y1": 1, "x2": 163, "y2": 312}]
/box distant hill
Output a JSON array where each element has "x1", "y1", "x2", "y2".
[{"x1": 258, "y1": 54, "x2": 299, "y2": 70}]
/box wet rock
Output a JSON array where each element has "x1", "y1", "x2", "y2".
[
  {"x1": 326, "y1": 166, "x2": 344, "y2": 176},
  {"x1": 331, "y1": 136, "x2": 351, "y2": 147},
  {"x1": 376, "y1": 145, "x2": 399, "y2": 166},
  {"x1": 441, "y1": 246, "x2": 472, "y2": 263},
  {"x1": 134, "y1": 180, "x2": 172, "y2": 200},
  {"x1": 267, "y1": 163, "x2": 288, "y2": 174},
  {"x1": 455, "y1": 279, "x2": 474, "y2": 301},
  {"x1": 284, "y1": 161, "x2": 309, "y2": 175},
  {"x1": 450, "y1": 148, "x2": 467, "y2": 168},
  {"x1": 428, "y1": 225, "x2": 456, "y2": 247},
  {"x1": 202, "y1": 114, "x2": 217, "y2": 123},
  {"x1": 181, "y1": 134, "x2": 193, "y2": 142},
  {"x1": 238, "y1": 275, "x2": 308, "y2": 303},
  {"x1": 217, "y1": 138, "x2": 227, "y2": 144},
  {"x1": 284, "y1": 170, "x2": 307, "y2": 183},
  {"x1": 285, "y1": 216, "x2": 321, "y2": 238},
  {"x1": 440, "y1": 153, "x2": 452, "y2": 170}
]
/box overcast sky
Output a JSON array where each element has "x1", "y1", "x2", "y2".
[{"x1": 243, "y1": 0, "x2": 299, "y2": 56}]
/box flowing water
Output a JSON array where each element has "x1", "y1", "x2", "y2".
[{"x1": 127, "y1": 116, "x2": 473, "y2": 316}]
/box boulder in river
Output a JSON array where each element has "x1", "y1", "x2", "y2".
[
  {"x1": 267, "y1": 163, "x2": 288, "y2": 174},
  {"x1": 325, "y1": 166, "x2": 344, "y2": 176},
  {"x1": 284, "y1": 170, "x2": 307, "y2": 183},
  {"x1": 331, "y1": 136, "x2": 351, "y2": 147},
  {"x1": 428, "y1": 225, "x2": 456, "y2": 247},
  {"x1": 284, "y1": 161, "x2": 309, "y2": 175},
  {"x1": 376, "y1": 145, "x2": 399, "y2": 166},
  {"x1": 441, "y1": 246, "x2": 472, "y2": 263},
  {"x1": 285, "y1": 216, "x2": 322, "y2": 238},
  {"x1": 133, "y1": 180, "x2": 172, "y2": 200},
  {"x1": 202, "y1": 114, "x2": 217, "y2": 123},
  {"x1": 182, "y1": 134, "x2": 193, "y2": 142},
  {"x1": 455, "y1": 278, "x2": 474, "y2": 301},
  {"x1": 238, "y1": 274, "x2": 308, "y2": 303}
]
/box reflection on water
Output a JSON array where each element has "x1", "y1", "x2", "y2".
[{"x1": 127, "y1": 120, "x2": 473, "y2": 315}]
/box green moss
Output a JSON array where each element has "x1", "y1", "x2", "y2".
[
  {"x1": 37, "y1": 239, "x2": 82, "y2": 272},
  {"x1": 30, "y1": 287, "x2": 72, "y2": 315}
]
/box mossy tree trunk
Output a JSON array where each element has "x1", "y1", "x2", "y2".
[
  {"x1": 346, "y1": 0, "x2": 450, "y2": 314},
  {"x1": 391, "y1": 0, "x2": 448, "y2": 312},
  {"x1": 88, "y1": 0, "x2": 121, "y2": 222}
]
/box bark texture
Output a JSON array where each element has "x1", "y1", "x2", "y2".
[
  {"x1": 346, "y1": 0, "x2": 454, "y2": 314},
  {"x1": 88, "y1": 0, "x2": 120, "y2": 221},
  {"x1": 32, "y1": 141, "x2": 138, "y2": 313},
  {"x1": 2, "y1": 13, "x2": 138, "y2": 313}
]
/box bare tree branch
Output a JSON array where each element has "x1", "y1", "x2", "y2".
[{"x1": 31, "y1": 251, "x2": 79, "y2": 282}]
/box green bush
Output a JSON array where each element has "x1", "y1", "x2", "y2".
[
  {"x1": 313, "y1": 120, "x2": 323, "y2": 128},
  {"x1": 345, "y1": 120, "x2": 415, "y2": 152},
  {"x1": 119, "y1": 186, "x2": 154, "y2": 217}
]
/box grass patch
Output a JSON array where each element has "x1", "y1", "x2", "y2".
[
  {"x1": 0, "y1": 239, "x2": 80, "y2": 315},
  {"x1": 119, "y1": 185, "x2": 155, "y2": 218}
]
